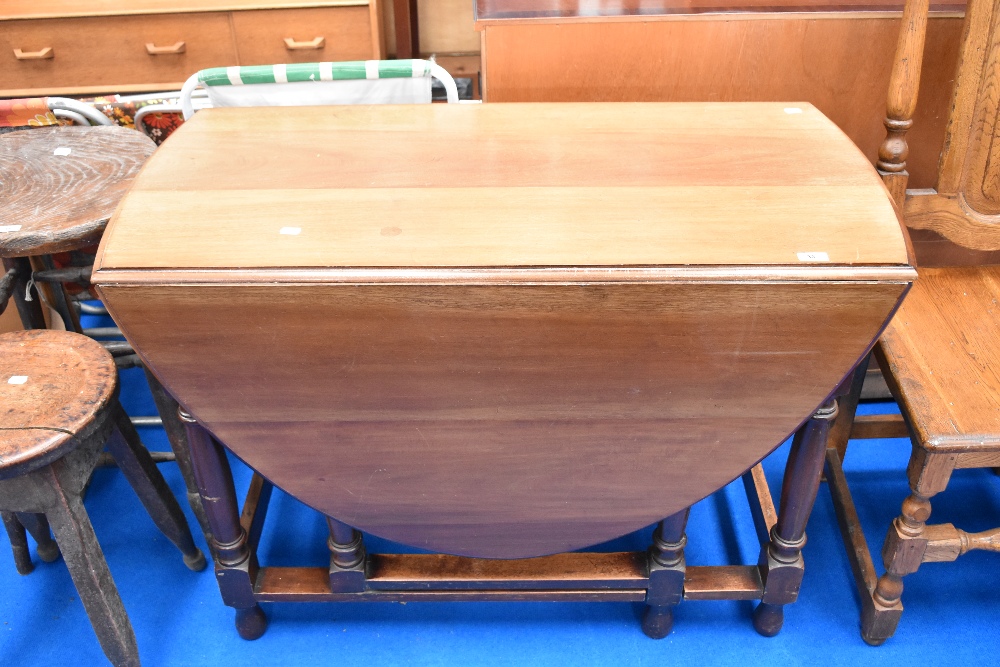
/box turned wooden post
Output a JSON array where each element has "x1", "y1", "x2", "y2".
[
  {"x1": 327, "y1": 517, "x2": 367, "y2": 593},
  {"x1": 754, "y1": 398, "x2": 839, "y2": 636},
  {"x1": 178, "y1": 409, "x2": 267, "y2": 640},
  {"x1": 876, "y1": 0, "x2": 931, "y2": 206},
  {"x1": 642, "y1": 507, "x2": 691, "y2": 639}
]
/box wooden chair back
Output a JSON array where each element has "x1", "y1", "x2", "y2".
[{"x1": 880, "y1": 0, "x2": 1000, "y2": 266}]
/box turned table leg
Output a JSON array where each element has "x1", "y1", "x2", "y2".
[
  {"x1": 143, "y1": 368, "x2": 214, "y2": 554},
  {"x1": 179, "y1": 409, "x2": 267, "y2": 640},
  {"x1": 642, "y1": 507, "x2": 690, "y2": 638},
  {"x1": 754, "y1": 398, "x2": 838, "y2": 637},
  {"x1": 327, "y1": 517, "x2": 367, "y2": 593}
]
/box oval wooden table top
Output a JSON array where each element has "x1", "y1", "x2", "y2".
[
  {"x1": 95, "y1": 103, "x2": 915, "y2": 558},
  {"x1": 0, "y1": 125, "x2": 155, "y2": 258},
  {"x1": 0, "y1": 330, "x2": 117, "y2": 479}
]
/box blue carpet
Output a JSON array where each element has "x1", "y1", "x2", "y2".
[{"x1": 2, "y1": 314, "x2": 999, "y2": 664}]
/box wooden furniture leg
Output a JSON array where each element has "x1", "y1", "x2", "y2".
[
  {"x1": 15, "y1": 511, "x2": 60, "y2": 562},
  {"x1": 43, "y1": 460, "x2": 140, "y2": 667},
  {"x1": 642, "y1": 507, "x2": 690, "y2": 639},
  {"x1": 2, "y1": 256, "x2": 46, "y2": 330},
  {"x1": 327, "y1": 517, "x2": 366, "y2": 593},
  {"x1": 179, "y1": 409, "x2": 267, "y2": 640},
  {"x1": 106, "y1": 402, "x2": 206, "y2": 572},
  {"x1": 753, "y1": 397, "x2": 838, "y2": 636},
  {"x1": 864, "y1": 447, "x2": 955, "y2": 644},
  {"x1": 2, "y1": 512, "x2": 33, "y2": 574},
  {"x1": 143, "y1": 367, "x2": 214, "y2": 553}
]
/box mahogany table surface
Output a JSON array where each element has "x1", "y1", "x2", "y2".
[{"x1": 93, "y1": 103, "x2": 914, "y2": 559}]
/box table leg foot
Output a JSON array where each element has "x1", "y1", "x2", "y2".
[
  {"x1": 235, "y1": 605, "x2": 268, "y2": 640},
  {"x1": 641, "y1": 605, "x2": 674, "y2": 639},
  {"x1": 752, "y1": 601, "x2": 784, "y2": 637}
]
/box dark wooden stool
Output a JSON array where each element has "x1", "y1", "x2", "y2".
[
  {"x1": 0, "y1": 329, "x2": 205, "y2": 666},
  {"x1": 0, "y1": 125, "x2": 214, "y2": 553}
]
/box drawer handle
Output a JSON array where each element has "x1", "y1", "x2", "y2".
[
  {"x1": 146, "y1": 41, "x2": 186, "y2": 55},
  {"x1": 284, "y1": 36, "x2": 325, "y2": 50},
  {"x1": 13, "y1": 47, "x2": 54, "y2": 60}
]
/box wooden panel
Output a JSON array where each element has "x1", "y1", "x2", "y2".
[
  {"x1": 480, "y1": 17, "x2": 962, "y2": 190},
  {"x1": 365, "y1": 552, "x2": 649, "y2": 589},
  {"x1": 98, "y1": 280, "x2": 906, "y2": 557},
  {"x1": 476, "y1": 0, "x2": 966, "y2": 21},
  {"x1": 877, "y1": 266, "x2": 1000, "y2": 450},
  {"x1": 0, "y1": 13, "x2": 236, "y2": 93},
  {"x1": 231, "y1": 7, "x2": 376, "y2": 65},
  {"x1": 419, "y1": 0, "x2": 480, "y2": 53},
  {"x1": 96, "y1": 103, "x2": 909, "y2": 271}
]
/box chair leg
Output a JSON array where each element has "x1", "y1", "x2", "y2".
[
  {"x1": 43, "y1": 461, "x2": 140, "y2": 667},
  {"x1": 2, "y1": 511, "x2": 34, "y2": 575},
  {"x1": 863, "y1": 447, "x2": 955, "y2": 645},
  {"x1": 15, "y1": 511, "x2": 60, "y2": 562},
  {"x1": 105, "y1": 401, "x2": 206, "y2": 572}
]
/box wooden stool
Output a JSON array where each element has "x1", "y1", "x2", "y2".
[
  {"x1": 0, "y1": 124, "x2": 214, "y2": 554},
  {"x1": 0, "y1": 330, "x2": 205, "y2": 667}
]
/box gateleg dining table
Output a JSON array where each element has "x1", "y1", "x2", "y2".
[{"x1": 91, "y1": 101, "x2": 915, "y2": 639}]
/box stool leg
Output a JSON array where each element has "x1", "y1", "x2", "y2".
[
  {"x1": 2, "y1": 512, "x2": 34, "y2": 575},
  {"x1": 15, "y1": 512, "x2": 60, "y2": 562},
  {"x1": 753, "y1": 398, "x2": 838, "y2": 637},
  {"x1": 106, "y1": 403, "x2": 206, "y2": 572},
  {"x1": 43, "y1": 462, "x2": 140, "y2": 667},
  {"x1": 143, "y1": 367, "x2": 214, "y2": 555},
  {"x1": 2, "y1": 257, "x2": 46, "y2": 330}
]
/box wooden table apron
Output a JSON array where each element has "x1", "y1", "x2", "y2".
[{"x1": 92, "y1": 103, "x2": 914, "y2": 560}]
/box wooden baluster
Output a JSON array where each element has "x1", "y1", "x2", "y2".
[
  {"x1": 178, "y1": 409, "x2": 267, "y2": 640},
  {"x1": 753, "y1": 398, "x2": 839, "y2": 637},
  {"x1": 642, "y1": 507, "x2": 691, "y2": 638},
  {"x1": 877, "y1": 0, "x2": 931, "y2": 206},
  {"x1": 327, "y1": 517, "x2": 367, "y2": 593}
]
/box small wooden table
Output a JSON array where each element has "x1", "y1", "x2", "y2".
[{"x1": 93, "y1": 102, "x2": 914, "y2": 638}]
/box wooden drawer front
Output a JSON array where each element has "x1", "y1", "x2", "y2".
[
  {"x1": 0, "y1": 13, "x2": 236, "y2": 94},
  {"x1": 232, "y1": 8, "x2": 375, "y2": 66}
]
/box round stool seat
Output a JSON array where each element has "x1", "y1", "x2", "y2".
[
  {"x1": 0, "y1": 330, "x2": 117, "y2": 479},
  {"x1": 0, "y1": 125, "x2": 155, "y2": 258}
]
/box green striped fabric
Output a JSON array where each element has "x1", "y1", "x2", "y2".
[{"x1": 197, "y1": 60, "x2": 432, "y2": 87}]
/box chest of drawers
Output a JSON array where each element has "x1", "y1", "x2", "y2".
[{"x1": 0, "y1": 1, "x2": 384, "y2": 97}]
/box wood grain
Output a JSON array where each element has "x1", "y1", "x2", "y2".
[
  {"x1": 0, "y1": 0, "x2": 370, "y2": 20},
  {"x1": 876, "y1": 266, "x2": 1000, "y2": 450},
  {"x1": 479, "y1": 15, "x2": 962, "y2": 190},
  {"x1": 98, "y1": 280, "x2": 906, "y2": 557},
  {"x1": 475, "y1": 0, "x2": 966, "y2": 22},
  {"x1": 94, "y1": 102, "x2": 912, "y2": 559},
  {"x1": 231, "y1": 7, "x2": 377, "y2": 65},
  {"x1": 96, "y1": 103, "x2": 909, "y2": 271},
  {"x1": 0, "y1": 126, "x2": 154, "y2": 258},
  {"x1": 0, "y1": 12, "x2": 237, "y2": 93},
  {"x1": 0, "y1": 330, "x2": 116, "y2": 478}
]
